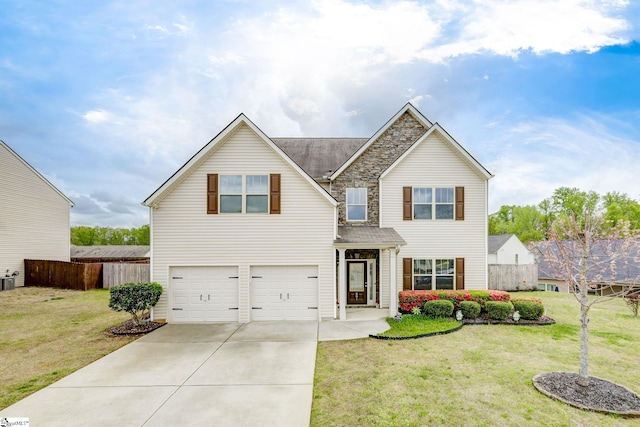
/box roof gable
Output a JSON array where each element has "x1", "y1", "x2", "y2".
[
  {"x1": 379, "y1": 123, "x2": 493, "y2": 181},
  {"x1": 143, "y1": 114, "x2": 337, "y2": 207},
  {"x1": 0, "y1": 140, "x2": 74, "y2": 206},
  {"x1": 488, "y1": 234, "x2": 516, "y2": 253},
  {"x1": 329, "y1": 103, "x2": 432, "y2": 180}
]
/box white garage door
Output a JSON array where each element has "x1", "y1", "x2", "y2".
[
  {"x1": 251, "y1": 265, "x2": 319, "y2": 321},
  {"x1": 171, "y1": 266, "x2": 239, "y2": 322}
]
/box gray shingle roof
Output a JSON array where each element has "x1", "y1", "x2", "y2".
[
  {"x1": 335, "y1": 226, "x2": 406, "y2": 246},
  {"x1": 71, "y1": 245, "x2": 150, "y2": 259},
  {"x1": 488, "y1": 234, "x2": 514, "y2": 253},
  {"x1": 272, "y1": 138, "x2": 367, "y2": 180}
]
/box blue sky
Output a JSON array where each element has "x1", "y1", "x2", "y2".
[{"x1": 1, "y1": 0, "x2": 639, "y2": 227}]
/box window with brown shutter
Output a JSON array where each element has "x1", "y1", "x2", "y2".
[
  {"x1": 403, "y1": 258, "x2": 412, "y2": 290},
  {"x1": 403, "y1": 187, "x2": 412, "y2": 221},
  {"x1": 270, "y1": 174, "x2": 281, "y2": 214},
  {"x1": 207, "y1": 174, "x2": 218, "y2": 214},
  {"x1": 455, "y1": 186, "x2": 464, "y2": 221},
  {"x1": 455, "y1": 258, "x2": 465, "y2": 290}
]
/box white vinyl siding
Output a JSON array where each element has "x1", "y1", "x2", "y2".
[
  {"x1": 380, "y1": 132, "x2": 488, "y2": 291},
  {"x1": 150, "y1": 124, "x2": 335, "y2": 322},
  {"x1": 0, "y1": 143, "x2": 71, "y2": 287}
]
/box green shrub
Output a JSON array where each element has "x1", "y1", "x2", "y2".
[
  {"x1": 423, "y1": 299, "x2": 454, "y2": 318},
  {"x1": 512, "y1": 300, "x2": 545, "y2": 320},
  {"x1": 485, "y1": 301, "x2": 514, "y2": 320},
  {"x1": 459, "y1": 301, "x2": 481, "y2": 319},
  {"x1": 109, "y1": 282, "x2": 163, "y2": 325}
]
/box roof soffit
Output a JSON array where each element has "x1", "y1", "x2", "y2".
[
  {"x1": 1, "y1": 140, "x2": 74, "y2": 207},
  {"x1": 143, "y1": 114, "x2": 337, "y2": 207}
]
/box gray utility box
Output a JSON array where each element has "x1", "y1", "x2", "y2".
[{"x1": 1, "y1": 277, "x2": 15, "y2": 291}]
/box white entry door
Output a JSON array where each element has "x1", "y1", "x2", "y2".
[
  {"x1": 170, "y1": 266, "x2": 239, "y2": 322},
  {"x1": 251, "y1": 265, "x2": 319, "y2": 321}
]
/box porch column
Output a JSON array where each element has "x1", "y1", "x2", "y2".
[
  {"x1": 338, "y1": 248, "x2": 347, "y2": 320},
  {"x1": 389, "y1": 247, "x2": 398, "y2": 317}
]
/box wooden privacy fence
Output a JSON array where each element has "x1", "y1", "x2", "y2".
[
  {"x1": 102, "y1": 263, "x2": 150, "y2": 289},
  {"x1": 25, "y1": 259, "x2": 102, "y2": 291},
  {"x1": 488, "y1": 264, "x2": 538, "y2": 291}
]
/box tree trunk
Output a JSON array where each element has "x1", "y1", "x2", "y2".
[{"x1": 578, "y1": 297, "x2": 590, "y2": 387}]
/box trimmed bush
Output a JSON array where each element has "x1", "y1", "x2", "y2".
[
  {"x1": 485, "y1": 301, "x2": 514, "y2": 320},
  {"x1": 109, "y1": 282, "x2": 163, "y2": 325},
  {"x1": 459, "y1": 301, "x2": 481, "y2": 319},
  {"x1": 399, "y1": 290, "x2": 511, "y2": 313},
  {"x1": 423, "y1": 299, "x2": 455, "y2": 318},
  {"x1": 512, "y1": 299, "x2": 545, "y2": 320}
]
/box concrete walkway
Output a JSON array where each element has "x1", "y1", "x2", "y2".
[{"x1": 0, "y1": 312, "x2": 389, "y2": 427}]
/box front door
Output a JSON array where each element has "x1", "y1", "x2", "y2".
[{"x1": 347, "y1": 261, "x2": 367, "y2": 304}]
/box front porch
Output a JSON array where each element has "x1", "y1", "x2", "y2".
[{"x1": 334, "y1": 226, "x2": 406, "y2": 321}]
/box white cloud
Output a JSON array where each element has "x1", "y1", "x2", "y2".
[{"x1": 82, "y1": 109, "x2": 109, "y2": 123}]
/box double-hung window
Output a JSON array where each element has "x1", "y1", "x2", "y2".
[
  {"x1": 412, "y1": 187, "x2": 454, "y2": 220},
  {"x1": 220, "y1": 175, "x2": 243, "y2": 213},
  {"x1": 413, "y1": 258, "x2": 455, "y2": 290},
  {"x1": 219, "y1": 175, "x2": 268, "y2": 213},
  {"x1": 346, "y1": 188, "x2": 367, "y2": 221},
  {"x1": 246, "y1": 175, "x2": 268, "y2": 213}
]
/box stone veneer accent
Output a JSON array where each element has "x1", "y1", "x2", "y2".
[{"x1": 332, "y1": 111, "x2": 427, "y2": 226}]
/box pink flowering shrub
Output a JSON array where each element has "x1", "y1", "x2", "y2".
[{"x1": 398, "y1": 290, "x2": 511, "y2": 313}]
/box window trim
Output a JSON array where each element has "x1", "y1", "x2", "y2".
[
  {"x1": 412, "y1": 258, "x2": 455, "y2": 290},
  {"x1": 346, "y1": 187, "x2": 367, "y2": 222},
  {"x1": 403, "y1": 186, "x2": 464, "y2": 221}
]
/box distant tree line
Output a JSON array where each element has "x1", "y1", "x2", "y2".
[
  {"x1": 71, "y1": 225, "x2": 150, "y2": 246},
  {"x1": 489, "y1": 187, "x2": 640, "y2": 243}
]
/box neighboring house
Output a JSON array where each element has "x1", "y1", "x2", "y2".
[
  {"x1": 533, "y1": 240, "x2": 640, "y2": 294},
  {"x1": 487, "y1": 234, "x2": 537, "y2": 291},
  {"x1": 488, "y1": 234, "x2": 535, "y2": 265},
  {"x1": 143, "y1": 103, "x2": 493, "y2": 323},
  {"x1": 0, "y1": 140, "x2": 73, "y2": 288},
  {"x1": 70, "y1": 245, "x2": 150, "y2": 263}
]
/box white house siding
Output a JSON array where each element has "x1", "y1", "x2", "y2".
[
  {"x1": 380, "y1": 132, "x2": 488, "y2": 291},
  {"x1": 0, "y1": 143, "x2": 71, "y2": 287},
  {"x1": 150, "y1": 124, "x2": 336, "y2": 322}
]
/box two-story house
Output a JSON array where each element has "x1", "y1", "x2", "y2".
[{"x1": 143, "y1": 103, "x2": 493, "y2": 322}]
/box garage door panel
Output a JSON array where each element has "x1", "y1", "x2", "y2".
[
  {"x1": 251, "y1": 266, "x2": 318, "y2": 321},
  {"x1": 170, "y1": 266, "x2": 239, "y2": 322}
]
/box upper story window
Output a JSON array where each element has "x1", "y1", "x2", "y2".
[
  {"x1": 413, "y1": 187, "x2": 453, "y2": 220},
  {"x1": 246, "y1": 175, "x2": 269, "y2": 213},
  {"x1": 220, "y1": 175, "x2": 268, "y2": 213},
  {"x1": 346, "y1": 188, "x2": 367, "y2": 221},
  {"x1": 405, "y1": 186, "x2": 463, "y2": 221}
]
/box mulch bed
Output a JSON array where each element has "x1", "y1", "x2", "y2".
[
  {"x1": 104, "y1": 320, "x2": 166, "y2": 336},
  {"x1": 534, "y1": 372, "x2": 640, "y2": 416},
  {"x1": 463, "y1": 314, "x2": 556, "y2": 325}
]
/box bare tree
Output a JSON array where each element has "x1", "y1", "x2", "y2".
[{"x1": 535, "y1": 213, "x2": 640, "y2": 387}]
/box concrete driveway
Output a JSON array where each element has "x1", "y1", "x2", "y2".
[{"x1": 0, "y1": 322, "x2": 319, "y2": 427}]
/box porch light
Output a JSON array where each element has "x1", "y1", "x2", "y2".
[
  {"x1": 455, "y1": 310, "x2": 463, "y2": 321},
  {"x1": 512, "y1": 311, "x2": 521, "y2": 322}
]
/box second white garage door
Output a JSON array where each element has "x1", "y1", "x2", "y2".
[
  {"x1": 251, "y1": 265, "x2": 319, "y2": 321},
  {"x1": 171, "y1": 266, "x2": 239, "y2": 322}
]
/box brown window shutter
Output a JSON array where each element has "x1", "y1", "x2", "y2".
[
  {"x1": 455, "y1": 186, "x2": 464, "y2": 221},
  {"x1": 403, "y1": 187, "x2": 412, "y2": 221},
  {"x1": 207, "y1": 174, "x2": 218, "y2": 214},
  {"x1": 403, "y1": 258, "x2": 413, "y2": 290},
  {"x1": 270, "y1": 174, "x2": 281, "y2": 214},
  {"x1": 455, "y1": 258, "x2": 465, "y2": 290}
]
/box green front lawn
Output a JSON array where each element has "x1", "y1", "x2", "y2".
[
  {"x1": 312, "y1": 292, "x2": 640, "y2": 426},
  {"x1": 377, "y1": 315, "x2": 462, "y2": 338},
  {"x1": 0, "y1": 287, "x2": 137, "y2": 409}
]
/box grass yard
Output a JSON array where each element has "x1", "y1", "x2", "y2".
[
  {"x1": 312, "y1": 292, "x2": 640, "y2": 426},
  {"x1": 0, "y1": 287, "x2": 138, "y2": 409}
]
